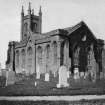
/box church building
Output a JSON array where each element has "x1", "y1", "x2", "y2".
[{"x1": 6, "y1": 3, "x2": 105, "y2": 82}]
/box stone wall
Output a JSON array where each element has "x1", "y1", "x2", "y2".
[{"x1": 35, "y1": 36, "x2": 61, "y2": 79}]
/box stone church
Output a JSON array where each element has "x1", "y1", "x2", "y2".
[{"x1": 6, "y1": 3, "x2": 105, "y2": 81}]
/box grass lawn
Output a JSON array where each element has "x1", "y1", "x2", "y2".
[
  {"x1": 0, "y1": 74, "x2": 105, "y2": 96},
  {"x1": 1, "y1": 99, "x2": 105, "y2": 105}
]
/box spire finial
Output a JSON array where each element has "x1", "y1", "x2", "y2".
[
  {"x1": 21, "y1": 5, "x2": 24, "y2": 15},
  {"x1": 28, "y1": 2, "x2": 31, "y2": 14},
  {"x1": 32, "y1": 9, "x2": 34, "y2": 15},
  {"x1": 29, "y1": 2, "x2": 31, "y2": 10},
  {"x1": 39, "y1": 5, "x2": 42, "y2": 15}
]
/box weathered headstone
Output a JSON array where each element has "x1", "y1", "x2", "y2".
[
  {"x1": 57, "y1": 66, "x2": 69, "y2": 88},
  {"x1": 100, "y1": 72, "x2": 104, "y2": 79},
  {"x1": 80, "y1": 72, "x2": 85, "y2": 78},
  {"x1": 53, "y1": 71, "x2": 57, "y2": 77},
  {"x1": 45, "y1": 73, "x2": 49, "y2": 81},
  {"x1": 0, "y1": 63, "x2": 2, "y2": 76},
  {"x1": 34, "y1": 81, "x2": 37, "y2": 86},
  {"x1": 84, "y1": 71, "x2": 89, "y2": 79},
  {"x1": 6, "y1": 71, "x2": 15, "y2": 86},
  {"x1": 74, "y1": 68, "x2": 79, "y2": 79},
  {"x1": 2, "y1": 70, "x2": 7, "y2": 78},
  {"x1": 67, "y1": 71, "x2": 70, "y2": 78},
  {"x1": 36, "y1": 64, "x2": 40, "y2": 79}
]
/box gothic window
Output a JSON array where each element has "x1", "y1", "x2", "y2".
[
  {"x1": 46, "y1": 44, "x2": 50, "y2": 59},
  {"x1": 24, "y1": 23, "x2": 28, "y2": 32},
  {"x1": 27, "y1": 47, "x2": 33, "y2": 55},
  {"x1": 21, "y1": 49, "x2": 26, "y2": 69},
  {"x1": 79, "y1": 45, "x2": 87, "y2": 72},
  {"x1": 82, "y1": 35, "x2": 86, "y2": 41},
  {"x1": 27, "y1": 47, "x2": 33, "y2": 73},
  {"x1": 37, "y1": 46, "x2": 43, "y2": 65},
  {"x1": 32, "y1": 23, "x2": 37, "y2": 32},
  {"x1": 60, "y1": 42, "x2": 64, "y2": 65},
  {"x1": 24, "y1": 34, "x2": 27, "y2": 40},
  {"x1": 74, "y1": 47, "x2": 80, "y2": 66},
  {"x1": 15, "y1": 50, "x2": 19, "y2": 68},
  {"x1": 46, "y1": 44, "x2": 50, "y2": 72},
  {"x1": 87, "y1": 46, "x2": 92, "y2": 65},
  {"x1": 88, "y1": 53, "x2": 91, "y2": 65},
  {"x1": 53, "y1": 41, "x2": 57, "y2": 64}
]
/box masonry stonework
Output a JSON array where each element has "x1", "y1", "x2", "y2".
[{"x1": 6, "y1": 3, "x2": 105, "y2": 81}]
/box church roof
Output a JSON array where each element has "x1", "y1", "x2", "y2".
[
  {"x1": 63, "y1": 21, "x2": 84, "y2": 34},
  {"x1": 15, "y1": 21, "x2": 98, "y2": 48}
]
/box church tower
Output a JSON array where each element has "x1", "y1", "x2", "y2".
[{"x1": 21, "y1": 2, "x2": 42, "y2": 41}]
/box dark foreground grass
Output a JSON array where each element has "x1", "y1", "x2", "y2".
[
  {"x1": 0, "y1": 75, "x2": 105, "y2": 96},
  {"x1": 0, "y1": 99, "x2": 105, "y2": 105}
]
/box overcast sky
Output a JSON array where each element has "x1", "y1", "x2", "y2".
[{"x1": 0, "y1": 0, "x2": 105, "y2": 68}]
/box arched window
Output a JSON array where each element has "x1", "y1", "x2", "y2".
[
  {"x1": 21, "y1": 49, "x2": 26, "y2": 69},
  {"x1": 27, "y1": 47, "x2": 33, "y2": 55},
  {"x1": 60, "y1": 42, "x2": 64, "y2": 65},
  {"x1": 24, "y1": 34, "x2": 27, "y2": 40},
  {"x1": 74, "y1": 47, "x2": 80, "y2": 66},
  {"x1": 24, "y1": 23, "x2": 28, "y2": 32},
  {"x1": 27, "y1": 47, "x2": 33, "y2": 73},
  {"x1": 53, "y1": 41, "x2": 57, "y2": 64},
  {"x1": 32, "y1": 23, "x2": 37, "y2": 32},
  {"x1": 15, "y1": 50, "x2": 19, "y2": 68},
  {"x1": 46, "y1": 44, "x2": 50, "y2": 72},
  {"x1": 37, "y1": 46, "x2": 43, "y2": 65},
  {"x1": 46, "y1": 45, "x2": 50, "y2": 59}
]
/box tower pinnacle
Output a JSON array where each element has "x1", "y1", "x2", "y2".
[
  {"x1": 21, "y1": 5, "x2": 24, "y2": 15},
  {"x1": 28, "y1": 2, "x2": 31, "y2": 14},
  {"x1": 39, "y1": 6, "x2": 42, "y2": 15},
  {"x1": 32, "y1": 9, "x2": 34, "y2": 15}
]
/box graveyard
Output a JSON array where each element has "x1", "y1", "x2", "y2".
[{"x1": 0, "y1": 70, "x2": 105, "y2": 96}]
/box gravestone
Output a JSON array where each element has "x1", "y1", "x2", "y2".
[
  {"x1": 0, "y1": 63, "x2": 2, "y2": 76},
  {"x1": 57, "y1": 66, "x2": 69, "y2": 88},
  {"x1": 74, "y1": 68, "x2": 79, "y2": 79},
  {"x1": 100, "y1": 72, "x2": 104, "y2": 79},
  {"x1": 45, "y1": 73, "x2": 49, "y2": 81},
  {"x1": 22, "y1": 68, "x2": 25, "y2": 75},
  {"x1": 80, "y1": 72, "x2": 85, "y2": 78},
  {"x1": 2, "y1": 70, "x2": 7, "y2": 77},
  {"x1": 36, "y1": 65, "x2": 40, "y2": 79},
  {"x1": 34, "y1": 81, "x2": 37, "y2": 87},
  {"x1": 84, "y1": 71, "x2": 89, "y2": 79},
  {"x1": 6, "y1": 70, "x2": 15, "y2": 86},
  {"x1": 67, "y1": 71, "x2": 70, "y2": 78}
]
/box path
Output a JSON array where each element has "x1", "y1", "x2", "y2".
[{"x1": 0, "y1": 95, "x2": 105, "y2": 101}]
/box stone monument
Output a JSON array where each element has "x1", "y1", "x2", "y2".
[
  {"x1": 57, "y1": 65, "x2": 69, "y2": 88},
  {"x1": 74, "y1": 68, "x2": 79, "y2": 79},
  {"x1": 6, "y1": 70, "x2": 15, "y2": 86},
  {"x1": 45, "y1": 73, "x2": 49, "y2": 81}
]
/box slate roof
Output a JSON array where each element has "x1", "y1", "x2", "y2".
[{"x1": 15, "y1": 21, "x2": 99, "y2": 48}]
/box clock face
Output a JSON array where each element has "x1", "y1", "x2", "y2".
[{"x1": 82, "y1": 35, "x2": 86, "y2": 41}]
